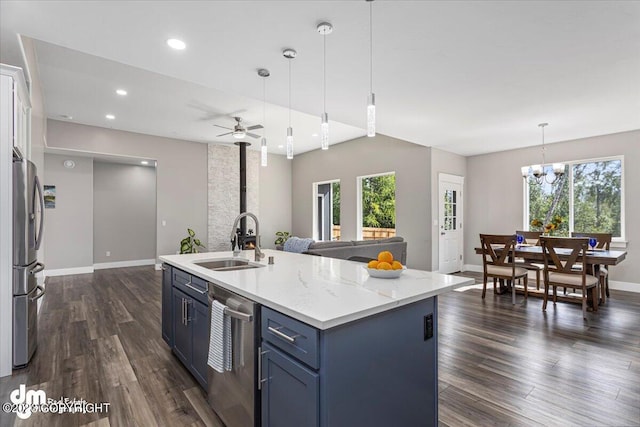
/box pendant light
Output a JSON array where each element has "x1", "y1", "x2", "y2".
[
  {"x1": 258, "y1": 68, "x2": 270, "y2": 167},
  {"x1": 521, "y1": 123, "x2": 565, "y2": 185},
  {"x1": 283, "y1": 48, "x2": 297, "y2": 159},
  {"x1": 317, "y1": 22, "x2": 333, "y2": 150},
  {"x1": 366, "y1": 0, "x2": 376, "y2": 137}
]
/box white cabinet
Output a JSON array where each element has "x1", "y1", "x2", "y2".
[{"x1": 1, "y1": 65, "x2": 31, "y2": 160}]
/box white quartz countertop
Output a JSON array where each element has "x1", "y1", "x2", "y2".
[{"x1": 160, "y1": 250, "x2": 474, "y2": 330}]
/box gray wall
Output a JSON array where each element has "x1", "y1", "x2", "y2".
[
  {"x1": 93, "y1": 161, "x2": 156, "y2": 263},
  {"x1": 292, "y1": 134, "x2": 432, "y2": 270},
  {"x1": 259, "y1": 153, "x2": 292, "y2": 249},
  {"x1": 465, "y1": 130, "x2": 639, "y2": 283},
  {"x1": 431, "y1": 148, "x2": 467, "y2": 271},
  {"x1": 46, "y1": 120, "x2": 207, "y2": 260},
  {"x1": 43, "y1": 154, "x2": 93, "y2": 269}
]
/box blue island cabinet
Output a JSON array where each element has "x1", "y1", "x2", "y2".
[
  {"x1": 261, "y1": 296, "x2": 438, "y2": 427},
  {"x1": 161, "y1": 264, "x2": 173, "y2": 346},
  {"x1": 166, "y1": 267, "x2": 209, "y2": 390}
]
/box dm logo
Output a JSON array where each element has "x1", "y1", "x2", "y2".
[{"x1": 10, "y1": 384, "x2": 46, "y2": 419}]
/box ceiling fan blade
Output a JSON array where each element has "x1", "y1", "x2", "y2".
[
  {"x1": 246, "y1": 124, "x2": 263, "y2": 131},
  {"x1": 214, "y1": 124, "x2": 233, "y2": 130},
  {"x1": 216, "y1": 132, "x2": 233, "y2": 137},
  {"x1": 247, "y1": 132, "x2": 261, "y2": 139}
]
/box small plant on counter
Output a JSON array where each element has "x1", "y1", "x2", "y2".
[
  {"x1": 274, "y1": 231, "x2": 290, "y2": 246},
  {"x1": 180, "y1": 228, "x2": 206, "y2": 254}
]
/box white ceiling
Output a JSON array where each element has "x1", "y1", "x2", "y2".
[{"x1": 1, "y1": 1, "x2": 639, "y2": 156}]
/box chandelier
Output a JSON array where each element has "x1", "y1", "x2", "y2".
[{"x1": 521, "y1": 123, "x2": 565, "y2": 185}]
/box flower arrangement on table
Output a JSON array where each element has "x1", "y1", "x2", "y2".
[{"x1": 531, "y1": 215, "x2": 564, "y2": 235}]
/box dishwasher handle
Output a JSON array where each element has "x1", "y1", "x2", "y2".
[{"x1": 224, "y1": 307, "x2": 253, "y2": 322}]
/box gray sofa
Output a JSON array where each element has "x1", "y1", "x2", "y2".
[{"x1": 280, "y1": 237, "x2": 407, "y2": 264}]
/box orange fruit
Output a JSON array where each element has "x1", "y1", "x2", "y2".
[
  {"x1": 391, "y1": 261, "x2": 403, "y2": 270},
  {"x1": 377, "y1": 251, "x2": 394, "y2": 264},
  {"x1": 367, "y1": 260, "x2": 379, "y2": 269},
  {"x1": 377, "y1": 261, "x2": 392, "y2": 270}
]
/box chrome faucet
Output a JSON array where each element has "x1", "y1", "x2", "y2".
[{"x1": 230, "y1": 212, "x2": 264, "y2": 261}]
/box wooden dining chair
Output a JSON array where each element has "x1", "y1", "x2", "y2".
[
  {"x1": 572, "y1": 232, "x2": 612, "y2": 303},
  {"x1": 515, "y1": 230, "x2": 543, "y2": 290},
  {"x1": 479, "y1": 234, "x2": 529, "y2": 305},
  {"x1": 540, "y1": 237, "x2": 599, "y2": 319}
]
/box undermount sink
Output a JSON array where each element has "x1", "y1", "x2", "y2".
[{"x1": 193, "y1": 259, "x2": 263, "y2": 272}]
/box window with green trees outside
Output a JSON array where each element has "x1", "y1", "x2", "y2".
[
  {"x1": 525, "y1": 157, "x2": 623, "y2": 239},
  {"x1": 358, "y1": 172, "x2": 396, "y2": 240}
]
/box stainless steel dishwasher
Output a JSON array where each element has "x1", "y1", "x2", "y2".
[{"x1": 208, "y1": 283, "x2": 260, "y2": 427}]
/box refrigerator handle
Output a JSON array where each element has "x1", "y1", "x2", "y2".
[
  {"x1": 33, "y1": 174, "x2": 44, "y2": 250},
  {"x1": 30, "y1": 285, "x2": 46, "y2": 302},
  {"x1": 30, "y1": 262, "x2": 45, "y2": 275}
]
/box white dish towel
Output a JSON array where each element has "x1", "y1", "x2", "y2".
[{"x1": 208, "y1": 300, "x2": 232, "y2": 373}]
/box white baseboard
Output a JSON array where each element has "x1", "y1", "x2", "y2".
[
  {"x1": 45, "y1": 266, "x2": 94, "y2": 277},
  {"x1": 94, "y1": 259, "x2": 156, "y2": 270},
  {"x1": 609, "y1": 280, "x2": 639, "y2": 293},
  {"x1": 462, "y1": 264, "x2": 482, "y2": 273}
]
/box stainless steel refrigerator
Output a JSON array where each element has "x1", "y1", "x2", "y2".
[{"x1": 13, "y1": 158, "x2": 45, "y2": 368}]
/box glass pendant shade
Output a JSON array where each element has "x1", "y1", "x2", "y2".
[
  {"x1": 552, "y1": 163, "x2": 564, "y2": 174},
  {"x1": 286, "y1": 127, "x2": 294, "y2": 160},
  {"x1": 261, "y1": 138, "x2": 268, "y2": 167},
  {"x1": 321, "y1": 113, "x2": 329, "y2": 150},
  {"x1": 531, "y1": 164, "x2": 543, "y2": 177},
  {"x1": 521, "y1": 166, "x2": 529, "y2": 177},
  {"x1": 367, "y1": 93, "x2": 376, "y2": 137}
]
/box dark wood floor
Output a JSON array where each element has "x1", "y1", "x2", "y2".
[
  {"x1": 0, "y1": 267, "x2": 223, "y2": 427},
  {"x1": 1, "y1": 267, "x2": 639, "y2": 426}
]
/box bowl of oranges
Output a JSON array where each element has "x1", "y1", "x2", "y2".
[{"x1": 364, "y1": 251, "x2": 406, "y2": 279}]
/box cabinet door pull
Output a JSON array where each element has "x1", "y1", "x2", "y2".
[
  {"x1": 182, "y1": 298, "x2": 187, "y2": 325},
  {"x1": 268, "y1": 326, "x2": 298, "y2": 343},
  {"x1": 185, "y1": 299, "x2": 192, "y2": 323},
  {"x1": 258, "y1": 347, "x2": 271, "y2": 390}
]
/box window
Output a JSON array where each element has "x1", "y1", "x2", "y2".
[
  {"x1": 313, "y1": 180, "x2": 340, "y2": 241},
  {"x1": 524, "y1": 157, "x2": 624, "y2": 240},
  {"x1": 357, "y1": 172, "x2": 396, "y2": 240},
  {"x1": 443, "y1": 189, "x2": 458, "y2": 231}
]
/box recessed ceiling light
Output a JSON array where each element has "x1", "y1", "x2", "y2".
[
  {"x1": 141, "y1": 161, "x2": 149, "y2": 165},
  {"x1": 105, "y1": 114, "x2": 115, "y2": 120},
  {"x1": 116, "y1": 89, "x2": 127, "y2": 96},
  {"x1": 63, "y1": 160, "x2": 75, "y2": 169},
  {"x1": 278, "y1": 145, "x2": 284, "y2": 149},
  {"x1": 59, "y1": 114, "x2": 73, "y2": 120},
  {"x1": 312, "y1": 133, "x2": 319, "y2": 137},
  {"x1": 167, "y1": 38, "x2": 186, "y2": 50}
]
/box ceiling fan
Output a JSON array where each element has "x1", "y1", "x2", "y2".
[{"x1": 215, "y1": 116, "x2": 263, "y2": 139}]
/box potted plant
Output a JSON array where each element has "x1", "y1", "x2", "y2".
[
  {"x1": 180, "y1": 228, "x2": 206, "y2": 254},
  {"x1": 274, "y1": 231, "x2": 290, "y2": 246}
]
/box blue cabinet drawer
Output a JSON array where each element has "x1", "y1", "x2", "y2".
[
  {"x1": 173, "y1": 268, "x2": 208, "y2": 305},
  {"x1": 262, "y1": 307, "x2": 319, "y2": 370}
]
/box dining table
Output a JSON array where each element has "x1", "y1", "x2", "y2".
[{"x1": 474, "y1": 244, "x2": 627, "y2": 305}]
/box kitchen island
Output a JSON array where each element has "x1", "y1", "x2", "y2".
[{"x1": 160, "y1": 249, "x2": 473, "y2": 427}]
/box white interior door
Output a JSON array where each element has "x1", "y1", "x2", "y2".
[{"x1": 438, "y1": 174, "x2": 464, "y2": 274}]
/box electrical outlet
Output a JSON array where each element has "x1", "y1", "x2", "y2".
[
  {"x1": 424, "y1": 314, "x2": 433, "y2": 340},
  {"x1": 106, "y1": 251, "x2": 110, "y2": 257}
]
